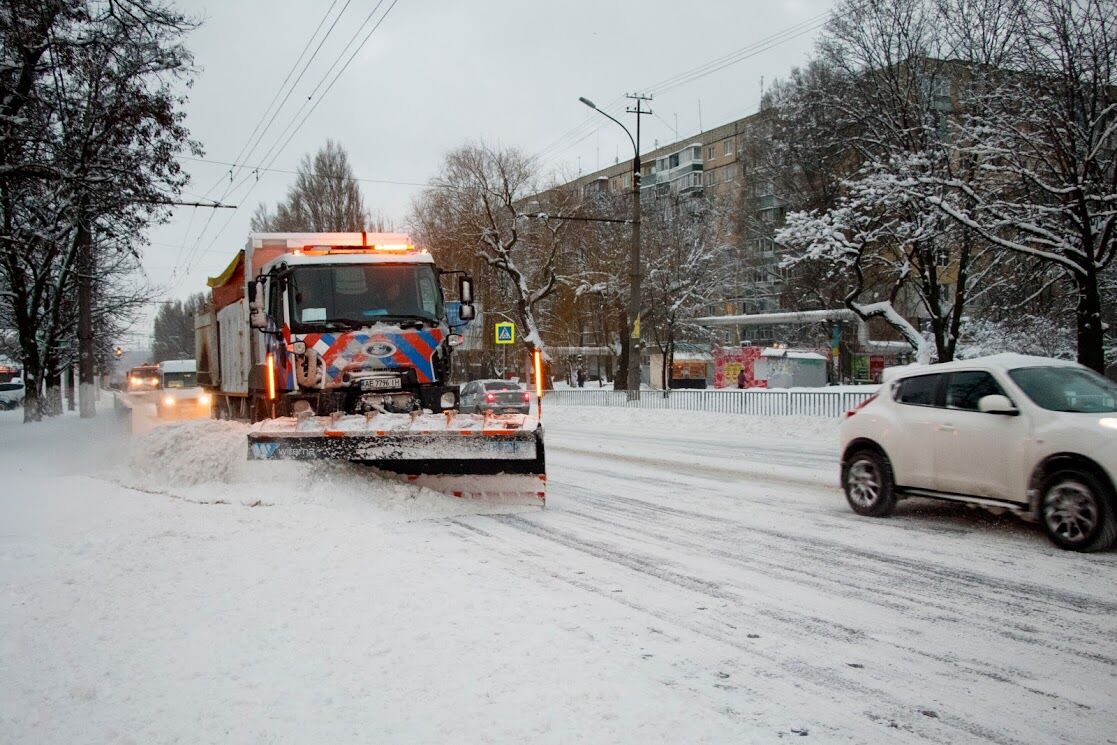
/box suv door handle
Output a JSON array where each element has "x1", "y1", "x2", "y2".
[{"x1": 937, "y1": 424, "x2": 956, "y2": 432}]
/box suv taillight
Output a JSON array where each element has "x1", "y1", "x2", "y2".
[
  {"x1": 844, "y1": 394, "x2": 878, "y2": 418},
  {"x1": 485, "y1": 392, "x2": 495, "y2": 402}
]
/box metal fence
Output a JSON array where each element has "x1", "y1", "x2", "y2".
[{"x1": 542, "y1": 387, "x2": 879, "y2": 418}]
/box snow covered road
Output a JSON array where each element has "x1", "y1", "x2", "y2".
[{"x1": 1, "y1": 404, "x2": 1115, "y2": 743}]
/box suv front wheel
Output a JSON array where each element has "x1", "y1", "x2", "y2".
[
  {"x1": 1039, "y1": 469, "x2": 1116, "y2": 552},
  {"x1": 842, "y1": 449, "x2": 897, "y2": 517}
]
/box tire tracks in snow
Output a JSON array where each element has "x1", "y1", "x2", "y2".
[
  {"x1": 553, "y1": 468, "x2": 1117, "y2": 682},
  {"x1": 552, "y1": 490, "x2": 1115, "y2": 703},
  {"x1": 444, "y1": 513, "x2": 1030, "y2": 745}
]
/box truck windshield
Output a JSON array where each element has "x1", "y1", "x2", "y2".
[
  {"x1": 162, "y1": 372, "x2": 197, "y2": 389},
  {"x1": 289, "y1": 264, "x2": 442, "y2": 329},
  {"x1": 128, "y1": 368, "x2": 161, "y2": 390}
]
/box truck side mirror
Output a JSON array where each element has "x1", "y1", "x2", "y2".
[
  {"x1": 459, "y1": 276, "x2": 473, "y2": 304},
  {"x1": 459, "y1": 303, "x2": 475, "y2": 321}
]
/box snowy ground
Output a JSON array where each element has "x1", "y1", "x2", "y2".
[{"x1": 2, "y1": 400, "x2": 1115, "y2": 744}]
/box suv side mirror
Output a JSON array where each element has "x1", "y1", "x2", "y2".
[{"x1": 978, "y1": 394, "x2": 1019, "y2": 416}]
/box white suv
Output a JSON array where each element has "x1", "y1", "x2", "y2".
[{"x1": 840, "y1": 354, "x2": 1117, "y2": 552}]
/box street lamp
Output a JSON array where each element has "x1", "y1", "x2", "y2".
[{"x1": 579, "y1": 95, "x2": 646, "y2": 398}]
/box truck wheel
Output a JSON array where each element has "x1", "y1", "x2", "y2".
[
  {"x1": 1040, "y1": 469, "x2": 1116, "y2": 552},
  {"x1": 842, "y1": 449, "x2": 897, "y2": 517}
]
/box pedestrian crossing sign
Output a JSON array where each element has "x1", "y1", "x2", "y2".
[{"x1": 495, "y1": 322, "x2": 515, "y2": 345}]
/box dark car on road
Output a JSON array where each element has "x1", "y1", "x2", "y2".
[{"x1": 459, "y1": 379, "x2": 530, "y2": 414}]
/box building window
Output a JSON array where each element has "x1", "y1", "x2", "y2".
[
  {"x1": 691, "y1": 146, "x2": 701, "y2": 161},
  {"x1": 723, "y1": 139, "x2": 733, "y2": 156},
  {"x1": 705, "y1": 170, "x2": 715, "y2": 186},
  {"x1": 669, "y1": 153, "x2": 679, "y2": 169},
  {"x1": 723, "y1": 167, "x2": 732, "y2": 183},
  {"x1": 706, "y1": 145, "x2": 715, "y2": 160}
]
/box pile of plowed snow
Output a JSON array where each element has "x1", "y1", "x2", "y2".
[{"x1": 120, "y1": 419, "x2": 529, "y2": 520}]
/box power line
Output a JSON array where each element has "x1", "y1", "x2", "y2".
[
  {"x1": 533, "y1": 11, "x2": 832, "y2": 168},
  {"x1": 177, "y1": 1, "x2": 357, "y2": 275},
  {"x1": 177, "y1": 155, "x2": 427, "y2": 187},
  {"x1": 227, "y1": 0, "x2": 348, "y2": 177},
  {"x1": 241, "y1": 0, "x2": 394, "y2": 179},
  {"x1": 174, "y1": 0, "x2": 402, "y2": 286}
]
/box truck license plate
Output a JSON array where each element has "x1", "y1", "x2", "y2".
[{"x1": 361, "y1": 376, "x2": 400, "y2": 391}]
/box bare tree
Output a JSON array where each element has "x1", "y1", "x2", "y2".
[
  {"x1": 251, "y1": 140, "x2": 370, "y2": 232},
  {"x1": 152, "y1": 292, "x2": 206, "y2": 361},
  {"x1": 0, "y1": 0, "x2": 199, "y2": 421},
  {"x1": 643, "y1": 195, "x2": 737, "y2": 387},
  {"x1": 411, "y1": 144, "x2": 575, "y2": 381}
]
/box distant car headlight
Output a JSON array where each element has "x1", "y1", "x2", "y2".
[
  {"x1": 1100, "y1": 417, "x2": 1117, "y2": 430},
  {"x1": 163, "y1": 396, "x2": 175, "y2": 406},
  {"x1": 198, "y1": 393, "x2": 211, "y2": 406}
]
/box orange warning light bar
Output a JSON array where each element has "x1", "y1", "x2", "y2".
[{"x1": 296, "y1": 244, "x2": 418, "y2": 255}]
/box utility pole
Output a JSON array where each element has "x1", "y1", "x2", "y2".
[
  {"x1": 578, "y1": 93, "x2": 652, "y2": 398},
  {"x1": 75, "y1": 199, "x2": 233, "y2": 419},
  {"x1": 624, "y1": 93, "x2": 652, "y2": 400},
  {"x1": 77, "y1": 218, "x2": 95, "y2": 418}
]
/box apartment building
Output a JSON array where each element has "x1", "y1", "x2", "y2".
[{"x1": 565, "y1": 110, "x2": 787, "y2": 333}]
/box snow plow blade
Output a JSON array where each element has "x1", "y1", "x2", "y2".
[{"x1": 247, "y1": 412, "x2": 546, "y2": 506}]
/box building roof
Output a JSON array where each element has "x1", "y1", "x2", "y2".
[
  {"x1": 563, "y1": 109, "x2": 771, "y2": 190},
  {"x1": 761, "y1": 349, "x2": 827, "y2": 361}
]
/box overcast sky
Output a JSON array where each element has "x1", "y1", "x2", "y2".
[{"x1": 135, "y1": 0, "x2": 836, "y2": 343}]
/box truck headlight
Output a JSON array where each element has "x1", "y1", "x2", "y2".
[
  {"x1": 1100, "y1": 418, "x2": 1117, "y2": 430},
  {"x1": 163, "y1": 396, "x2": 175, "y2": 406},
  {"x1": 441, "y1": 391, "x2": 457, "y2": 408},
  {"x1": 198, "y1": 393, "x2": 211, "y2": 406}
]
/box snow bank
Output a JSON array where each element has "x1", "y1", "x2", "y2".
[
  {"x1": 545, "y1": 404, "x2": 839, "y2": 445},
  {"x1": 120, "y1": 418, "x2": 535, "y2": 520}
]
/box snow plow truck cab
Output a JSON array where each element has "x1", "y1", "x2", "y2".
[{"x1": 195, "y1": 233, "x2": 546, "y2": 506}]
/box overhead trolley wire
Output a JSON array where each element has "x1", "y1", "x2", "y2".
[
  {"x1": 176, "y1": 0, "x2": 402, "y2": 283},
  {"x1": 180, "y1": 0, "x2": 356, "y2": 264},
  {"x1": 532, "y1": 10, "x2": 832, "y2": 168}
]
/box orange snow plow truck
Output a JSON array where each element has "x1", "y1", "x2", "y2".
[{"x1": 195, "y1": 232, "x2": 545, "y2": 506}]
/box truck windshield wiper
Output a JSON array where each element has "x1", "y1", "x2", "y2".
[{"x1": 349, "y1": 314, "x2": 438, "y2": 329}]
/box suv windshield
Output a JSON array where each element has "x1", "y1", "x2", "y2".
[
  {"x1": 289, "y1": 264, "x2": 442, "y2": 329},
  {"x1": 162, "y1": 372, "x2": 197, "y2": 389},
  {"x1": 1008, "y1": 366, "x2": 1117, "y2": 413}
]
